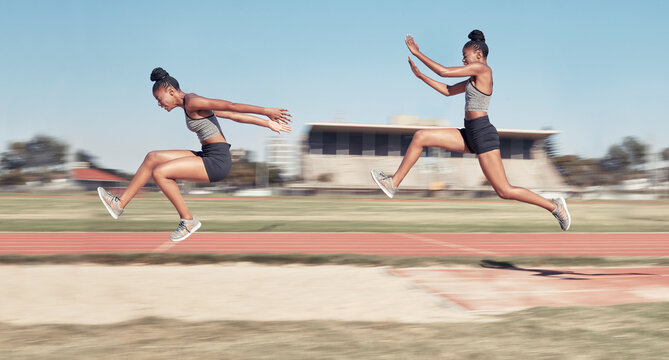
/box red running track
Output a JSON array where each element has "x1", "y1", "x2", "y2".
[{"x1": 1, "y1": 232, "x2": 668, "y2": 256}]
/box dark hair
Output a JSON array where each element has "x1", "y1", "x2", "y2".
[
  {"x1": 150, "y1": 67, "x2": 180, "y2": 92},
  {"x1": 463, "y1": 30, "x2": 488, "y2": 58}
]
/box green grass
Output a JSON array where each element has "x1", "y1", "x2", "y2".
[
  {"x1": 2, "y1": 192, "x2": 669, "y2": 232},
  {"x1": 3, "y1": 193, "x2": 667, "y2": 359},
  {"x1": 2, "y1": 302, "x2": 669, "y2": 359}
]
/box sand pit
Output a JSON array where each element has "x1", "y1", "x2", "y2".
[{"x1": 0, "y1": 264, "x2": 481, "y2": 325}]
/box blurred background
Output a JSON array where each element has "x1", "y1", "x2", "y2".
[
  {"x1": 2, "y1": 3, "x2": 669, "y2": 358},
  {"x1": 1, "y1": 0, "x2": 668, "y2": 200}
]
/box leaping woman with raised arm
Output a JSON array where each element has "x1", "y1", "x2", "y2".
[{"x1": 371, "y1": 31, "x2": 570, "y2": 231}]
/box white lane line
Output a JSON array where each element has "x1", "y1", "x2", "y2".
[
  {"x1": 152, "y1": 241, "x2": 176, "y2": 253},
  {"x1": 400, "y1": 233, "x2": 500, "y2": 256}
]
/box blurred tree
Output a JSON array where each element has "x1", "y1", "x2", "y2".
[
  {"x1": 225, "y1": 158, "x2": 257, "y2": 186},
  {"x1": 74, "y1": 150, "x2": 100, "y2": 168},
  {"x1": 1, "y1": 151, "x2": 27, "y2": 170},
  {"x1": 621, "y1": 136, "x2": 647, "y2": 166},
  {"x1": 1, "y1": 135, "x2": 68, "y2": 170},
  {"x1": 25, "y1": 135, "x2": 68, "y2": 167},
  {"x1": 553, "y1": 155, "x2": 615, "y2": 186},
  {"x1": 73, "y1": 149, "x2": 131, "y2": 179},
  {"x1": 0, "y1": 170, "x2": 27, "y2": 185},
  {"x1": 539, "y1": 136, "x2": 654, "y2": 187},
  {"x1": 661, "y1": 147, "x2": 669, "y2": 161},
  {"x1": 222, "y1": 149, "x2": 281, "y2": 187},
  {"x1": 601, "y1": 144, "x2": 630, "y2": 172},
  {"x1": 268, "y1": 166, "x2": 283, "y2": 184}
]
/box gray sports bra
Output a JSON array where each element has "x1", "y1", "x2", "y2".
[
  {"x1": 464, "y1": 79, "x2": 491, "y2": 112},
  {"x1": 185, "y1": 112, "x2": 224, "y2": 142},
  {"x1": 183, "y1": 95, "x2": 225, "y2": 142}
]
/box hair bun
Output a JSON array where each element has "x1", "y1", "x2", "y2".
[
  {"x1": 468, "y1": 30, "x2": 485, "y2": 42},
  {"x1": 150, "y1": 67, "x2": 169, "y2": 82}
]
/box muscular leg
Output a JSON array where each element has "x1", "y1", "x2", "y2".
[
  {"x1": 392, "y1": 128, "x2": 469, "y2": 187},
  {"x1": 152, "y1": 156, "x2": 210, "y2": 220},
  {"x1": 478, "y1": 150, "x2": 556, "y2": 211},
  {"x1": 119, "y1": 150, "x2": 195, "y2": 208}
]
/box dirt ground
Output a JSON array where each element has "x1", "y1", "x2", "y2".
[{"x1": 0, "y1": 264, "x2": 483, "y2": 325}]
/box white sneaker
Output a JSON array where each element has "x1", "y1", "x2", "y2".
[
  {"x1": 97, "y1": 187, "x2": 124, "y2": 219},
  {"x1": 370, "y1": 169, "x2": 397, "y2": 198},
  {"x1": 170, "y1": 217, "x2": 202, "y2": 242},
  {"x1": 551, "y1": 197, "x2": 571, "y2": 231}
]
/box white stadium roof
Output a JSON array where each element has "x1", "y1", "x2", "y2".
[{"x1": 307, "y1": 122, "x2": 560, "y2": 140}]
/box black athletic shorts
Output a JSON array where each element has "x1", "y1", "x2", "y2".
[
  {"x1": 191, "y1": 142, "x2": 232, "y2": 182},
  {"x1": 459, "y1": 115, "x2": 500, "y2": 155}
]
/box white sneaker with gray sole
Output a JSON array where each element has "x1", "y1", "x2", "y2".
[
  {"x1": 551, "y1": 197, "x2": 571, "y2": 231},
  {"x1": 370, "y1": 169, "x2": 397, "y2": 198},
  {"x1": 97, "y1": 187, "x2": 124, "y2": 219},
  {"x1": 170, "y1": 217, "x2": 202, "y2": 242}
]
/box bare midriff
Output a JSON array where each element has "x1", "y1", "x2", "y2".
[
  {"x1": 465, "y1": 111, "x2": 488, "y2": 120},
  {"x1": 201, "y1": 133, "x2": 227, "y2": 145}
]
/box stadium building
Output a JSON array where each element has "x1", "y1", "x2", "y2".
[
  {"x1": 301, "y1": 117, "x2": 567, "y2": 195},
  {"x1": 266, "y1": 136, "x2": 300, "y2": 179}
]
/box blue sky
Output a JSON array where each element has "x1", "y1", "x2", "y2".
[{"x1": 1, "y1": 0, "x2": 667, "y2": 172}]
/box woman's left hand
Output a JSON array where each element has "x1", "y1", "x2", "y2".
[
  {"x1": 405, "y1": 34, "x2": 420, "y2": 54},
  {"x1": 408, "y1": 57, "x2": 422, "y2": 77},
  {"x1": 269, "y1": 120, "x2": 292, "y2": 134},
  {"x1": 265, "y1": 108, "x2": 292, "y2": 124}
]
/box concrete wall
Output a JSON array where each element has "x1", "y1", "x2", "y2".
[{"x1": 302, "y1": 151, "x2": 566, "y2": 191}]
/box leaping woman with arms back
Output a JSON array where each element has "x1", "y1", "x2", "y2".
[{"x1": 98, "y1": 67, "x2": 292, "y2": 241}]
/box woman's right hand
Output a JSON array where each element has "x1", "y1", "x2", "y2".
[
  {"x1": 265, "y1": 108, "x2": 292, "y2": 125},
  {"x1": 268, "y1": 120, "x2": 292, "y2": 134},
  {"x1": 405, "y1": 34, "x2": 420, "y2": 55},
  {"x1": 408, "y1": 57, "x2": 422, "y2": 78}
]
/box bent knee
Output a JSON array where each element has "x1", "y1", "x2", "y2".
[
  {"x1": 144, "y1": 151, "x2": 162, "y2": 167},
  {"x1": 412, "y1": 130, "x2": 429, "y2": 144},
  {"x1": 494, "y1": 186, "x2": 514, "y2": 200},
  {"x1": 152, "y1": 165, "x2": 170, "y2": 180}
]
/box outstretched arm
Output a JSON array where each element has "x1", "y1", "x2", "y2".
[
  {"x1": 186, "y1": 95, "x2": 292, "y2": 124},
  {"x1": 406, "y1": 34, "x2": 486, "y2": 78},
  {"x1": 408, "y1": 57, "x2": 466, "y2": 96},
  {"x1": 215, "y1": 111, "x2": 292, "y2": 134}
]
